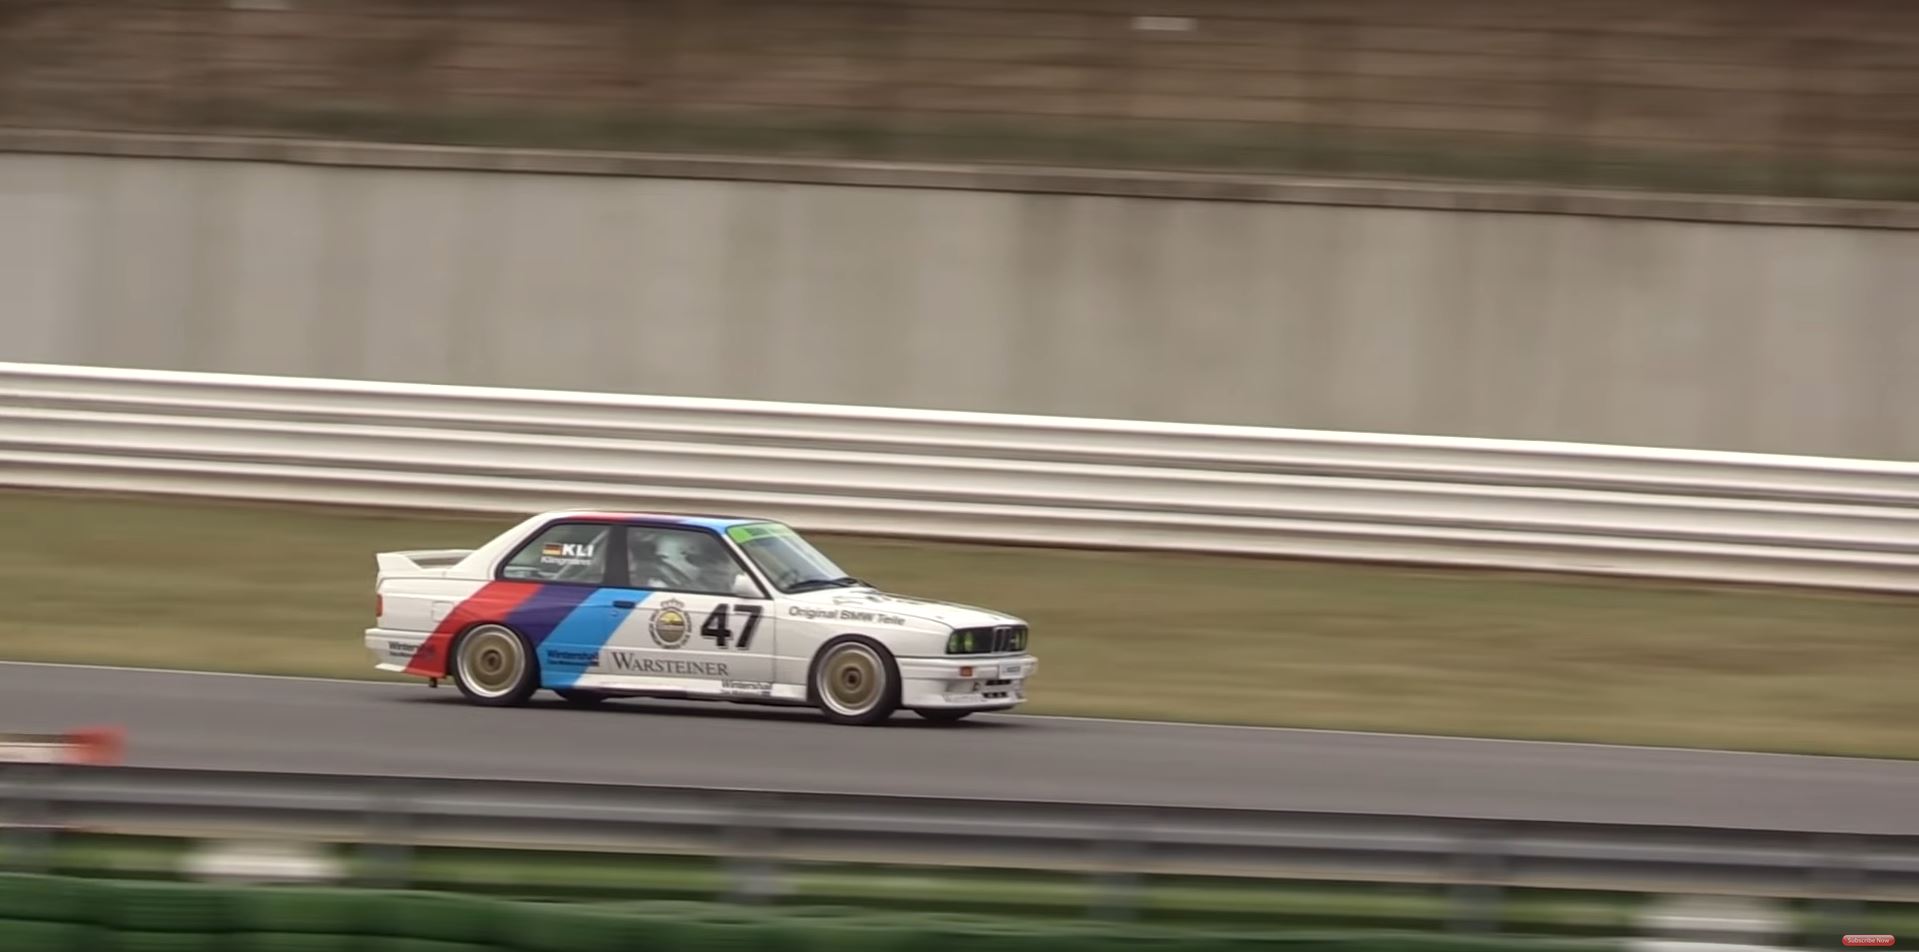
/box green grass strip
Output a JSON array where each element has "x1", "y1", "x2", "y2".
[{"x1": 4, "y1": 489, "x2": 1918, "y2": 758}]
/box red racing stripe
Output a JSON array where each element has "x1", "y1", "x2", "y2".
[{"x1": 402, "y1": 581, "x2": 543, "y2": 678}]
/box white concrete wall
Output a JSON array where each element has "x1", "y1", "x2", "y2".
[{"x1": 2, "y1": 150, "x2": 1914, "y2": 459}]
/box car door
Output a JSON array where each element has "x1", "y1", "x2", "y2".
[
  {"x1": 489, "y1": 520, "x2": 645, "y2": 691},
  {"x1": 599, "y1": 524, "x2": 777, "y2": 696}
]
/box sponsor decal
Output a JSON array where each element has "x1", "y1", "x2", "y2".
[
  {"x1": 840, "y1": 608, "x2": 907, "y2": 626},
  {"x1": 385, "y1": 640, "x2": 422, "y2": 659},
  {"x1": 720, "y1": 680, "x2": 774, "y2": 697},
  {"x1": 787, "y1": 605, "x2": 906, "y2": 626},
  {"x1": 545, "y1": 648, "x2": 601, "y2": 668},
  {"x1": 650, "y1": 599, "x2": 691, "y2": 648},
  {"x1": 726, "y1": 523, "x2": 797, "y2": 543},
  {"x1": 539, "y1": 542, "x2": 596, "y2": 567},
  {"x1": 864, "y1": 592, "x2": 941, "y2": 608},
  {"x1": 872, "y1": 591, "x2": 1001, "y2": 618},
  {"x1": 606, "y1": 651, "x2": 730, "y2": 678}
]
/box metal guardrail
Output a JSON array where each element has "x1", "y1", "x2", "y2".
[
  {"x1": 1, "y1": 764, "x2": 1916, "y2": 919},
  {"x1": 1, "y1": 361, "x2": 1916, "y2": 592}
]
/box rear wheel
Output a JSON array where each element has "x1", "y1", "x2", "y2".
[
  {"x1": 450, "y1": 624, "x2": 538, "y2": 707},
  {"x1": 811, "y1": 637, "x2": 900, "y2": 726}
]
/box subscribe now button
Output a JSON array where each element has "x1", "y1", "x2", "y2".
[{"x1": 1843, "y1": 937, "x2": 1896, "y2": 947}]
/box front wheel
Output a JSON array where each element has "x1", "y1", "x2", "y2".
[
  {"x1": 811, "y1": 637, "x2": 901, "y2": 726},
  {"x1": 450, "y1": 624, "x2": 539, "y2": 707}
]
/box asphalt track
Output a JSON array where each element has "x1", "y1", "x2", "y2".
[{"x1": 2, "y1": 662, "x2": 1915, "y2": 835}]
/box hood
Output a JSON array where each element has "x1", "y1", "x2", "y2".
[{"x1": 787, "y1": 587, "x2": 1023, "y2": 630}]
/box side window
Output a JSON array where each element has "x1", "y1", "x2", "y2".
[
  {"x1": 500, "y1": 522, "x2": 611, "y2": 584},
  {"x1": 628, "y1": 526, "x2": 760, "y2": 598}
]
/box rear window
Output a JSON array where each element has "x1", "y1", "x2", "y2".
[{"x1": 500, "y1": 522, "x2": 610, "y2": 584}]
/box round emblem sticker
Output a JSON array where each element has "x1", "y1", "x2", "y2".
[{"x1": 650, "y1": 599, "x2": 690, "y2": 649}]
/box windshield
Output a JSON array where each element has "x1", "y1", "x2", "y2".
[{"x1": 726, "y1": 522, "x2": 864, "y2": 593}]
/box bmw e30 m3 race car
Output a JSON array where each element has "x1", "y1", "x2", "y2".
[{"x1": 365, "y1": 510, "x2": 1037, "y2": 725}]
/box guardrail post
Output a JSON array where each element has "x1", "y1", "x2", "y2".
[
  {"x1": 358, "y1": 778, "x2": 416, "y2": 889},
  {"x1": 1447, "y1": 821, "x2": 1505, "y2": 934},
  {"x1": 1088, "y1": 809, "x2": 1145, "y2": 922},
  {"x1": 0, "y1": 763, "x2": 58, "y2": 873},
  {"x1": 721, "y1": 791, "x2": 781, "y2": 905}
]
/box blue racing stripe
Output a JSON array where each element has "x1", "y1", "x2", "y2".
[
  {"x1": 504, "y1": 584, "x2": 601, "y2": 648},
  {"x1": 539, "y1": 587, "x2": 653, "y2": 689}
]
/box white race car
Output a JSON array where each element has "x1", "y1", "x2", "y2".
[{"x1": 365, "y1": 510, "x2": 1037, "y2": 725}]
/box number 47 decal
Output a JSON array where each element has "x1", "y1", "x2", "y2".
[{"x1": 701, "y1": 604, "x2": 763, "y2": 649}]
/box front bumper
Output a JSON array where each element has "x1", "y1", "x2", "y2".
[{"x1": 897, "y1": 654, "x2": 1037, "y2": 710}]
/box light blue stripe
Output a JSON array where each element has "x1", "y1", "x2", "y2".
[{"x1": 539, "y1": 588, "x2": 652, "y2": 689}]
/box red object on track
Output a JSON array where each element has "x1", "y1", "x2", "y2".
[{"x1": 0, "y1": 726, "x2": 126, "y2": 764}]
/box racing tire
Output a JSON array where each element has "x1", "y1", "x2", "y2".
[
  {"x1": 809, "y1": 636, "x2": 901, "y2": 726},
  {"x1": 449, "y1": 624, "x2": 539, "y2": 707},
  {"x1": 554, "y1": 689, "x2": 611, "y2": 707},
  {"x1": 913, "y1": 709, "x2": 973, "y2": 723}
]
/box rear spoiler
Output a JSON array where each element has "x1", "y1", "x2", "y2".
[{"x1": 375, "y1": 549, "x2": 474, "y2": 584}]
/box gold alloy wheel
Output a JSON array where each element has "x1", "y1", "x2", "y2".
[
  {"x1": 817, "y1": 642, "x2": 886, "y2": 718},
  {"x1": 457, "y1": 626, "x2": 526, "y2": 700}
]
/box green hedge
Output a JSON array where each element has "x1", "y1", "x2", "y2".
[{"x1": 0, "y1": 872, "x2": 1627, "y2": 952}]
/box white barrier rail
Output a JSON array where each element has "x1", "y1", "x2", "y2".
[
  {"x1": 2, "y1": 764, "x2": 1915, "y2": 907},
  {"x1": 1, "y1": 361, "x2": 1915, "y2": 592}
]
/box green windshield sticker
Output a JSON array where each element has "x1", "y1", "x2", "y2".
[{"x1": 727, "y1": 523, "x2": 795, "y2": 543}]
